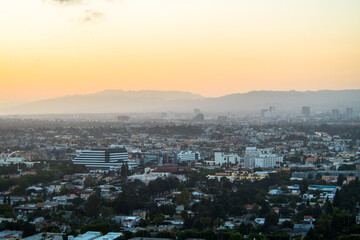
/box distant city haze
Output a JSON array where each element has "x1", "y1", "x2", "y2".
[
  {"x1": 1, "y1": 89, "x2": 359, "y2": 115},
  {"x1": 1, "y1": 0, "x2": 360, "y2": 103}
]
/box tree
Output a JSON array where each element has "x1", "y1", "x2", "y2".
[
  {"x1": 264, "y1": 212, "x2": 279, "y2": 229},
  {"x1": 316, "y1": 173, "x2": 322, "y2": 180},
  {"x1": 59, "y1": 186, "x2": 71, "y2": 195},
  {"x1": 44, "y1": 225, "x2": 61, "y2": 233},
  {"x1": 134, "y1": 230, "x2": 150, "y2": 238},
  {"x1": 339, "y1": 236, "x2": 360, "y2": 240},
  {"x1": 156, "y1": 231, "x2": 173, "y2": 238},
  {"x1": 213, "y1": 218, "x2": 224, "y2": 229},
  {"x1": 85, "y1": 194, "x2": 101, "y2": 218},
  {"x1": 4, "y1": 221, "x2": 36, "y2": 238},
  {"x1": 281, "y1": 220, "x2": 293, "y2": 229},
  {"x1": 159, "y1": 204, "x2": 176, "y2": 216},
  {"x1": 84, "y1": 177, "x2": 96, "y2": 189},
  {"x1": 337, "y1": 174, "x2": 345, "y2": 186},
  {"x1": 178, "y1": 182, "x2": 186, "y2": 191},
  {"x1": 333, "y1": 190, "x2": 341, "y2": 208},
  {"x1": 21, "y1": 222, "x2": 37, "y2": 237},
  {"x1": 312, "y1": 204, "x2": 322, "y2": 218},
  {"x1": 101, "y1": 206, "x2": 114, "y2": 219},
  {"x1": 267, "y1": 233, "x2": 290, "y2": 240},
  {"x1": 176, "y1": 189, "x2": 190, "y2": 208},
  {"x1": 247, "y1": 233, "x2": 263, "y2": 240},
  {"x1": 181, "y1": 210, "x2": 188, "y2": 221},
  {"x1": 304, "y1": 228, "x2": 321, "y2": 240},
  {"x1": 199, "y1": 230, "x2": 216, "y2": 240},
  {"x1": 199, "y1": 217, "x2": 212, "y2": 230},
  {"x1": 177, "y1": 229, "x2": 199, "y2": 240},
  {"x1": 0, "y1": 204, "x2": 15, "y2": 218},
  {"x1": 300, "y1": 179, "x2": 308, "y2": 194},
  {"x1": 314, "y1": 213, "x2": 332, "y2": 239},
  {"x1": 69, "y1": 197, "x2": 85, "y2": 207},
  {"x1": 120, "y1": 163, "x2": 130, "y2": 178},
  {"x1": 152, "y1": 213, "x2": 164, "y2": 226},
  {"x1": 80, "y1": 220, "x2": 111, "y2": 234},
  {"x1": 338, "y1": 164, "x2": 356, "y2": 171},
  {"x1": 323, "y1": 199, "x2": 333, "y2": 215}
]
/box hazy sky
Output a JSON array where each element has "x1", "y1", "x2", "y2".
[{"x1": 1, "y1": 0, "x2": 360, "y2": 102}]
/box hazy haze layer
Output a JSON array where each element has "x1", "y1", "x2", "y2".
[{"x1": 2, "y1": 89, "x2": 360, "y2": 115}]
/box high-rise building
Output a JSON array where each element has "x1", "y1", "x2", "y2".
[
  {"x1": 193, "y1": 108, "x2": 204, "y2": 121},
  {"x1": 193, "y1": 113, "x2": 204, "y2": 121},
  {"x1": 262, "y1": 106, "x2": 277, "y2": 118},
  {"x1": 346, "y1": 108, "x2": 353, "y2": 120},
  {"x1": 261, "y1": 109, "x2": 268, "y2": 117},
  {"x1": 332, "y1": 109, "x2": 340, "y2": 120},
  {"x1": 217, "y1": 116, "x2": 228, "y2": 121},
  {"x1": 193, "y1": 109, "x2": 201, "y2": 117},
  {"x1": 160, "y1": 112, "x2": 168, "y2": 118},
  {"x1": 73, "y1": 148, "x2": 129, "y2": 169},
  {"x1": 117, "y1": 115, "x2": 130, "y2": 121},
  {"x1": 302, "y1": 106, "x2": 310, "y2": 118}
]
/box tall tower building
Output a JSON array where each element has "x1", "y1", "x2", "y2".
[
  {"x1": 193, "y1": 109, "x2": 201, "y2": 117},
  {"x1": 302, "y1": 106, "x2": 310, "y2": 118},
  {"x1": 332, "y1": 109, "x2": 340, "y2": 120},
  {"x1": 193, "y1": 108, "x2": 204, "y2": 121},
  {"x1": 346, "y1": 108, "x2": 353, "y2": 120}
]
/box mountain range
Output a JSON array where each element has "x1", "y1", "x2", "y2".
[{"x1": 1, "y1": 89, "x2": 359, "y2": 115}]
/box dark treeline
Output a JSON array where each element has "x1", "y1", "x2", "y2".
[
  {"x1": 2, "y1": 167, "x2": 360, "y2": 239},
  {"x1": 0, "y1": 162, "x2": 86, "y2": 192}
]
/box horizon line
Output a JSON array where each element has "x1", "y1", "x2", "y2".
[{"x1": 1, "y1": 88, "x2": 360, "y2": 104}]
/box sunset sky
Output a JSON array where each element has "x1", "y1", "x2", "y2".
[{"x1": 1, "y1": 0, "x2": 360, "y2": 102}]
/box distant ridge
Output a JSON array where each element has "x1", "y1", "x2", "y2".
[{"x1": 1, "y1": 89, "x2": 360, "y2": 114}]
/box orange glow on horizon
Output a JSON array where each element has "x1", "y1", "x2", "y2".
[{"x1": 1, "y1": 0, "x2": 360, "y2": 102}]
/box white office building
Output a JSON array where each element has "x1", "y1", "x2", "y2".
[
  {"x1": 244, "y1": 147, "x2": 282, "y2": 168},
  {"x1": 214, "y1": 152, "x2": 240, "y2": 166},
  {"x1": 73, "y1": 148, "x2": 130, "y2": 169},
  {"x1": 255, "y1": 153, "x2": 283, "y2": 168},
  {"x1": 177, "y1": 151, "x2": 200, "y2": 162}
]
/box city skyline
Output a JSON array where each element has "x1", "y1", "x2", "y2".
[{"x1": 1, "y1": 1, "x2": 360, "y2": 236}]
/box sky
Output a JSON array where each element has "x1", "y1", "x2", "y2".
[{"x1": 0, "y1": 0, "x2": 360, "y2": 102}]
